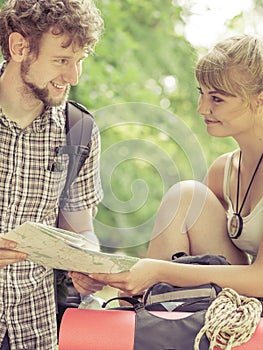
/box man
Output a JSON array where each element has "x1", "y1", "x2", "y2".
[{"x1": 0, "y1": 0, "x2": 104, "y2": 348}]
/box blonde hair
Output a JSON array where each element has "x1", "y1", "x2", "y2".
[{"x1": 195, "y1": 35, "x2": 263, "y2": 104}]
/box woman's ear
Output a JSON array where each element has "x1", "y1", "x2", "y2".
[{"x1": 9, "y1": 32, "x2": 28, "y2": 62}]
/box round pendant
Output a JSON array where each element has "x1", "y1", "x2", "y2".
[{"x1": 227, "y1": 213, "x2": 243, "y2": 239}]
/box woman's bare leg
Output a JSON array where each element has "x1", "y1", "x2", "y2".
[{"x1": 147, "y1": 180, "x2": 249, "y2": 265}]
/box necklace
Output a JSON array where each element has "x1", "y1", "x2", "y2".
[{"x1": 227, "y1": 151, "x2": 263, "y2": 239}]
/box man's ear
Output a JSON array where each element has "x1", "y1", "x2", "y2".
[
  {"x1": 9, "y1": 32, "x2": 29, "y2": 62},
  {"x1": 256, "y1": 91, "x2": 263, "y2": 106}
]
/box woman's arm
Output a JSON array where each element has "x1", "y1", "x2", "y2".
[{"x1": 90, "y1": 247, "x2": 262, "y2": 297}]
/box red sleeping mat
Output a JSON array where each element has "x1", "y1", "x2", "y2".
[
  {"x1": 59, "y1": 309, "x2": 135, "y2": 350},
  {"x1": 59, "y1": 308, "x2": 263, "y2": 350}
]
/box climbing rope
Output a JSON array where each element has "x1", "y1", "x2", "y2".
[{"x1": 194, "y1": 288, "x2": 262, "y2": 350}]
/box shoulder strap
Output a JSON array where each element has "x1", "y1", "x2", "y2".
[
  {"x1": 223, "y1": 150, "x2": 236, "y2": 202},
  {"x1": 65, "y1": 100, "x2": 94, "y2": 146},
  {"x1": 59, "y1": 100, "x2": 94, "y2": 209}
]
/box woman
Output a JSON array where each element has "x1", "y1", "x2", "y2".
[{"x1": 72, "y1": 34, "x2": 263, "y2": 298}]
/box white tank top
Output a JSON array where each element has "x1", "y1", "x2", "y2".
[{"x1": 223, "y1": 151, "x2": 263, "y2": 258}]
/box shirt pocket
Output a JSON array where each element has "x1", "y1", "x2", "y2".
[{"x1": 25, "y1": 165, "x2": 67, "y2": 215}]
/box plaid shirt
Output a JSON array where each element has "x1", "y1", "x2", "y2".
[{"x1": 0, "y1": 65, "x2": 103, "y2": 350}]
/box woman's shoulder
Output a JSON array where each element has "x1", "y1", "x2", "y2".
[
  {"x1": 207, "y1": 151, "x2": 236, "y2": 178},
  {"x1": 211, "y1": 151, "x2": 236, "y2": 170},
  {"x1": 204, "y1": 151, "x2": 237, "y2": 202}
]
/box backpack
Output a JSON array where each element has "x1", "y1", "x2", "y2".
[
  {"x1": 55, "y1": 100, "x2": 94, "y2": 332},
  {"x1": 59, "y1": 100, "x2": 94, "y2": 209},
  {"x1": 99, "y1": 254, "x2": 230, "y2": 350}
]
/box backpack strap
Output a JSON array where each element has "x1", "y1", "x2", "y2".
[{"x1": 59, "y1": 100, "x2": 94, "y2": 209}]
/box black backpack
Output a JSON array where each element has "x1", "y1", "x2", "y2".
[
  {"x1": 55, "y1": 100, "x2": 94, "y2": 331},
  {"x1": 59, "y1": 100, "x2": 94, "y2": 208}
]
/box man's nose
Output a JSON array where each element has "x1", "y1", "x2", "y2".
[{"x1": 63, "y1": 63, "x2": 80, "y2": 86}]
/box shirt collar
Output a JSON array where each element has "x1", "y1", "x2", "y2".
[{"x1": 31, "y1": 105, "x2": 65, "y2": 132}]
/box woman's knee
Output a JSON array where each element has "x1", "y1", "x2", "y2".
[
  {"x1": 154, "y1": 181, "x2": 210, "y2": 232},
  {"x1": 162, "y1": 180, "x2": 210, "y2": 210}
]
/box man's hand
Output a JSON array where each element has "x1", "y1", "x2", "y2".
[
  {"x1": 0, "y1": 238, "x2": 27, "y2": 268},
  {"x1": 68, "y1": 271, "x2": 106, "y2": 295}
]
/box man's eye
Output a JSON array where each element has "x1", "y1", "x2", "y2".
[{"x1": 55, "y1": 59, "x2": 68, "y2": 65}]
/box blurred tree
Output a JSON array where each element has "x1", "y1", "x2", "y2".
[
  {"x1": 0, "y1": 0, "x2": 255, "y2": 256},
  {"x1": 75, "y1": 0, "x2": 238, "y2": 255},
  {"x1": 80, "y1": 0, "x2": 210, "y2": 254}
]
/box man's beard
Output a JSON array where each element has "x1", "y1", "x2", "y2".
[{"x1": 20, "y1": 59, "x2": 70, "y2": 107}]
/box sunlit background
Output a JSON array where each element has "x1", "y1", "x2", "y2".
[
  {"x1": 90, "y1": 0, "x2": 263, "y2": 256},
  {"x1": 1, "y1": 0, "x2": 262, "y2": 255},
  {"x1": 177, "y1": 0, "x2": 258, "y2": 47}
]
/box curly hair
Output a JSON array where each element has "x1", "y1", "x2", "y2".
[{"x1": 0, "y1": 0, "x2": 104, "y2": 61}]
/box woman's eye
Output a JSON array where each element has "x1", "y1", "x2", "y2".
[
  {"x1": 212, "y1": 96, "x2": 223, "y2": 103},
  {"x1": 197, "y1": 87, "x2": 203, "y2": 95}
]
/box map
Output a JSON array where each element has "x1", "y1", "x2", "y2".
[{"x1": 4, "y1": 222, "x2": 139, "y2": 273}]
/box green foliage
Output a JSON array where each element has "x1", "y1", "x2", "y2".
[
  {"x1": 70, "y1": 0, "x2": 240, "y2": 256},
  {"x1": 75, "y1": 0, "x2": 197, "y2": 110},
  {"x1": 0, "y1": 0, "x2": 242, "y2": 256}
]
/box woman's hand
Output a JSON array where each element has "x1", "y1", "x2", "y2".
[
  {"x1": 90, "y1": 258, "x2": 163, "y2": 296},
  {"x1": 68, "y1": 271, "x2": 106, "y2": 295}
]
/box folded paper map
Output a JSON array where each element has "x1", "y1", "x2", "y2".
[{"x1": 4, "y1": 222, "x2": 139, "y2": 273}]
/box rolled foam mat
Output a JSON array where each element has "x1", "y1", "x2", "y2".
[{"x1": 59, "y1": 308, "x2": 263, "y2": 349}]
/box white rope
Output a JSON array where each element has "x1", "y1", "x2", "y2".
[{"x1": 194, "y1": 288, "x2": 262, "y2": 350}]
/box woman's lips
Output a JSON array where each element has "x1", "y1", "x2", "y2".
[{"x1": 204, "y1": 119, "x2": 220, "y2": 125}]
